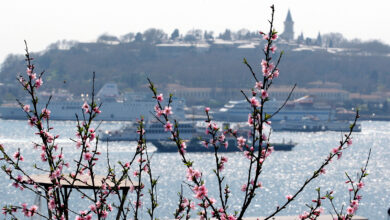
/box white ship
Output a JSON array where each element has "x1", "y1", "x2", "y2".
[
  {"x1": 0, "y1": 83, "x2": 186, "y2": 121},
  {"x1": 100, "y1": 121, "x2": 197, "y2": 142},
  {"x1": 212, "y1": 96, "x2": 333, "y2": 122},
  {"x1": 211, "y1": 96, "x2": 361, "y2": 132}
]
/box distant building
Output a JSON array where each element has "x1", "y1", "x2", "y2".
[{"x1": 280, "y1": 10, "x2": 294, "y2": 41}]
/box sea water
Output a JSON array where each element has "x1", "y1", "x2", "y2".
[{"x1": 0, "y1": 119, "x2": 389, "y2": 219}]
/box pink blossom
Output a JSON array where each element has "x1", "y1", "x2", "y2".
[
  {"x1": 164, "y1": 106, "x2": 172, "y2": 115},
  {"x1": 48, "y1": 199, "x2": 55, "y2": 210},
  {"x1": 29, "y1": 205, "x2": 38, "y2": 216},
  {"x1": 83, "y1": 152, "x2": 92, "y2": 161},
  {"x1": 16, "y1": 175, "x2": 23, "y2": 182},
  {"x1": 271, "y1": 33, "x2": 278, "y2": 41},
  {"x1": 266, "y1": 146, "x2": 274, "y2": 157},
  {"x1": 210, "y1": 122, "x2": 219, "y2": 130},
  {"x1": 273, "y1": 68, "x2": 280, "y2": 78},
  {"x1": 255, "y1": 81, "x2": 263, "y2": 90},
  {"x1": 219, "y1": 134, "x2": 225, "y2": 142},
  {"x1": 320, "y1": 168, "x2": 326, "y2": 174},
  {"x1": 13, "y1": 151, "x2": 21, "y2": 160},
  {"x1": 241, "y1": 184, "x2": 247, "y2": 192},
  {"x1": 262, "y1": 133, "x2": 268, "y2": 141},
  {"x1": 250, "y1": 97, "x2": 260, "y2": 107},
  {"x1": 181, "y1": 198, "x2": 189, "y2": 208},
  {"x1": 347, "y1": 138, "x2": 352, "y2": 146},
  {"x1": 156, "y1": 93, "x2": 163, "y2": 102},
  {"x1": 41, "y1": 108, "x2": 51, "y2": 119},
  {"x1": 28, "y1": 116, "x2": 37, "y2": 127},
  {"x1": 248, "y1": 114, "x2": 253, "y2": 125},
  {"x1": 224, "y1": 141, "x2": 228, "y2": 149},
  {"x1": 351, "y1": 200, "x2": 359, "y2": 207},
  {"x1": 35, "y1": 78, "x2": 43, "y2": 89},
  {"x1": 237, "y1": 136, "x2": 246, "y2": 147},
  {"x1": 101, "y1": 210, "x2": 108, "y2": 218},
  {"x1": 12, "y1": 182, "x2": 19, "y2": 188},
  {"x1": 337, "y1": 151, "x2": 343, "y2": 160},
  {"x1": 193, "y1": 184, "x2": 208, "y2": 199},
  {"x1": 93, "y1": 106, "x2": 101, "y2": 114},
  {"x1": 346, "y1": 206, "x2": 354, "y2": 215},
  {"x1": 261, "y1": 59, "x2": 267, "y2": 69},
  {"x1": 227, "y1": 215, "x2": 237, "y2": 220},
  {"x1": 23, "y1": 105, "x2": 30, "y2": 112},
  {"x1": 164, "y1": 121, "x2": 173, "y2": 132},
  {"x1": 186, "y1": 167, "x2": 201, "y2": 181},
  {"x1": 298, "y1": 211, "x2": 309, "y2": 219},
  {"x1": 180, "y1": 142, "x2": 187, "y2": 153},
  {"x1": 134, "y1": 201, "x2": 142, "y2": 208},
  {"x1": 26, "y1": 68, "x2": 32, "y2": 75},
  {"x1": 76, "y1": 141, "x2": 82, "y2": 148},
  {"x1": 262, "y1": 67, "x2": 270, "y2": 77},
  {"x1": 262, "y1": 62, "x2": 275, "y2": 77},
  {"x1": 205, "y1": 107, "x2": 210, "y2": 113},
  {"x1": 45, "y1": 131, "x2": 54, "y2": 143},
  {"x1": 270, "y1": 45, "x2": 277, "y2": 53},
  {"x1": 89, "y1": 204, "x2": 96, "y2": 212},
  {"x1": 143, "y1": 165, "x2": 149, "y2": 173},
  {"x1": 89, "y1": 129, "x2": 96, "y2": 141},
  {"x1": 41, "y1": 152, "x2": 47, "y2": 161},
  {"x1": 82, "y1": 102, "x2": 90, "y2": 113},
  {"x1": 244, "y1": 151, "x2": 252, "y2": 159},
  {"x1": 286, "y1": 194, "x2": 293, "y2": 200},
  {"x1": 261, "y1": 89, "x2": 268, "y2": 99},
  {"x1": 357, "y1": 182, "x2": 364, "y2": 189},
  {"x1": 156, "y1": 109, "x2": 163, "y2": 118},
  {"x1": 316, "y1": 207, "x2": 324, "y2": 214}
]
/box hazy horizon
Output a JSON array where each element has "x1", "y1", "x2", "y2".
[{"x1": 1, "y1": 0, "x2": 390, "y2": 64}]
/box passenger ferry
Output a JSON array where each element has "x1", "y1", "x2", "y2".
[
  {"x1": 210, "y1": 97, "x2": 361, "y2": 132},
  {"x1": 101, "y1": 121, "x2": 296, "y2": 152},
  {"x1": 0, "y1": 83, "x2": 186, "y2": 121}
]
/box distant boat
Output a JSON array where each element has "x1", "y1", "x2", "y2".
[
  {"x1": 100, "y1": 121, "x2": 296, "y2": 152},
  {"x1": 211, "y1": 97, "x2": 334, "y2": 122},
  {"x1": 0, "y1": 83, "x2": 186, "y2": 121},
  {"x1": 210, "y1": 98, "x2": 361, "y2": 132},
  {"x1": 271, "y1": 117, "x2": 362, "y2": 132},
  {"x1": 100, "y1": 121, "x2": 196, "y2": 142},
  {"x1": 154, "y1": 138, "x2": 296, "y2": 153}
]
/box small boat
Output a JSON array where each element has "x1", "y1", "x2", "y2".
[
  {"x1": 101, "y1": 121, "x2": 297, "y2": 152},
  {"x1": 153, "y1": 138, "x2": 296, "y2": 153}
]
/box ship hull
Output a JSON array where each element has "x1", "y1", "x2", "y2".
[{"x1": 154, "y1": 138, "x2": 295, "y2": 153}]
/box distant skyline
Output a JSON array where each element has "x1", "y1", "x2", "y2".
[{"x1": 1, "y1": 0, "x2": 389, "y2": 65}]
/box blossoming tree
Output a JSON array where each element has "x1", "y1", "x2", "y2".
[{"x1": 0, "y1": 5, "x2": 369, "y2": 220}]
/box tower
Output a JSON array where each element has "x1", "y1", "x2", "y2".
[{"x1": 281, "y1": 9, "x2": 294, "y2": 41}]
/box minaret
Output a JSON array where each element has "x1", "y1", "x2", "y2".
[{"x1": 281, "y1": 9, "x2": 294, "y2": 41}]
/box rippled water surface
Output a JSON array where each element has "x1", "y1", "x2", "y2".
[{"x1": 0, "y1": 119, "x2": 389, "y2": 219}]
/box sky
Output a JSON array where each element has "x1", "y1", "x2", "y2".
[{"x1": 0, "y1": 0, "x2": 389, "y2": 64}]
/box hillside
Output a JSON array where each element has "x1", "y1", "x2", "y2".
[{"x1": 1, "y1": 33, "x2": 390, "y2": 105}]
